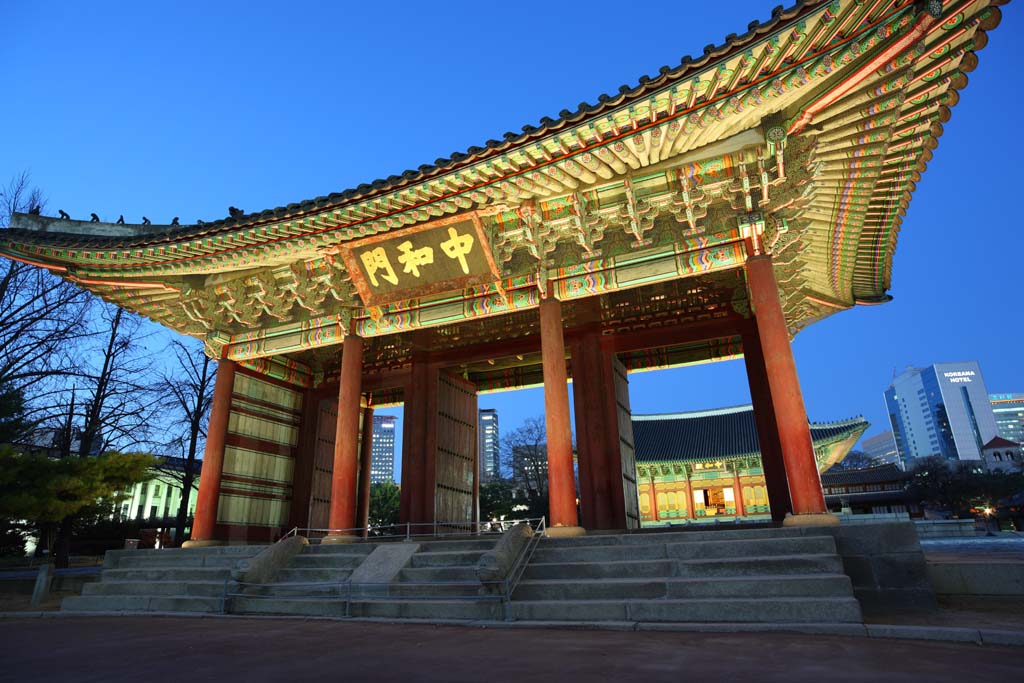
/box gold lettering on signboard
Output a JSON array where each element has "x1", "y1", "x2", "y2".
[
  {"x1": 440, "y1": 226, "x2": 474, "y2": 275},
  {"x1": 360, "y1": 247, "x2": 398, "y2": 287},
  {"x1": 338, "y1": 212, "x2": 499, "y2": 307},
  {"x1": 396, "y1": 241, "x2": 434, "y2": 278}
]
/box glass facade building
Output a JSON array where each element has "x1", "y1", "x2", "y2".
[
  {"x1": 990, "y1": 393, "x2": 1024, "y2": 445},
  {"x1": 370, "y1": 414, "x2": 397, "y2": 483},
  {"x1": 862, "y1": 431, "x2": 901, "y2": 468},
  {"x1": 478, "y1": 409, "x2": 499, "y2": 482},
  {"x1": 884, "y1": 362, "x2": 999, "y2": 467}
]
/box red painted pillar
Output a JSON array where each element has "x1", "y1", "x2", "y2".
[
  {"x1": 649, "y1": 477, "x2": 659, "y2": 522},
  {"x1": 746, "y1": 255, "x2": 832, "y2": 522},
  {"x1": 733, "y1": 468, "x2": 746, "y2": 517},
  {"x1": 400, "y1": 355, "x2": 438, "y2": 526},
  {"x1": 356, "y1": 404, "x2": 374, "y2": 538},
  {"x1": 539, "y1": 297, "x2": 584, "y2": 536},
  {"x1": 325, "y1": 334, "x2": 363, "y2": 543},
  {"x1": 187, "y1": 358, "x2": 236, "y2": 546},
  {"x1": 743, "y1": 325, "x2": 792, "y2": 521}
]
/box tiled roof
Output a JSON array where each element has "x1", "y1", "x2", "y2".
[
  {"x1": 633, "y1": 404, "x2": 867, "y2": 462},
  {"x1": 820, "y1": 464, "x2": 907, "y2": 486},
  {"x1": 823, "y1": 490, "x2": 910, "y2": 504},
  {"x1": 3, "y1": 1, "x2": 826, "y2": 247},
  {"x1": 983, "y1": 436, "x2": 1020, "y2": 450},
  {"x1": 156, "y1": 456, "x2": 204, "y2": 473}
]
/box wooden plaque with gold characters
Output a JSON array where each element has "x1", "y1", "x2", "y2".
[{"x1": 337, "y1": 212, "x2": 500, "y2": 307}]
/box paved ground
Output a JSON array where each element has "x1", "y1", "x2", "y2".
[{"x1": 0, "y1": 617, "x2": 1022, "y2": 682}]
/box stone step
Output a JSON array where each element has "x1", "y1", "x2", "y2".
[
  {"x1": 530, "y1": 536, "x2": 835, "y2": 564},
  {"x1": 302, "y1": 543, "x2": 379, "y2": 555},
  {"x1": 540, "y1": 527, "x2": 807, "y2": 548},
  {"x1": 275, "y1": 568, "x2": 354, "y2": 583},
  {"x1": 411, "y1": 538, "x2": 497, "y2": 552},
  {"x1": 512, "y1": 574, "x2": 853, "y2": 601},
  {"x1": 409, "y1": 550, "x2": 487, "y2": 568},
  {"x1": 229, "y1": 596, "x2": 504, "y2": 621},
  {"x1": 82, "y1": 580, "x2": 227, "y2": 598},
  {"x1": 398, "y1": 566, "x2": 480, "y2": 583},
  {"x1": 523, "y1": 554, "x2": 843, "y2": 581},
  {"x1": 102, "y1": 567, "x2": 233, "y2": 582},
  {"x1": 288, "y1": 554, "x2": 366, "y2": 569},
  {"x1": 665, "y1": 536, "x2": 836, "y2": 561},
  {"x1": 62, "y1": 594, "x2": 224, "y2": 613},
  {"x1": 115, "y1": 554, "x2": 252, "y2": 569},
  {"x1": 511, "y1": 597, "x2": 863, "y2": 623},
  {"x1": 353, "y1": 598, "x2": 503, "y2": 620},
  {"x1": 524, "y1": 559, "x2": 674, "y2": 580}
]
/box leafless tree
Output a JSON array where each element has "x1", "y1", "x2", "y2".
[
  {"x1": 155, "y1": 338, "x2": 215, "y2": 545},
  {"x1": 504, "y1": 416, "x2": 550, "y2": 500},
  {"x1": 52, "y1": 304, "x2": 162, "y2": 566},
  {"x1": 0, "y1": 172, "x2": 92, "y2": 431}
]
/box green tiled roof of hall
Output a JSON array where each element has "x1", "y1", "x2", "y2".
[
  {"x1": 820, "y1": 463, "x2": 907, "y2": 486},
  {"x1": 633, "y1": 404, "x2": 868, "y2": 462},
  {"x1": 2, "y1": 0, "x2": 830, "y2": 249}
]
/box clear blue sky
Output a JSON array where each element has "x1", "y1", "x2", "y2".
[{"x1": 3, "y1": 2, "x2": 1021, "y2": 480}]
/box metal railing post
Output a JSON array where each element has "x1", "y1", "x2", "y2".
[{"x1": 406, "y1": 522, "x2": 411, "y2": 540}]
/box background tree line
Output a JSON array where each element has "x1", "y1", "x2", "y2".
[{"x1": 0, "y1": 173, "x2": 216, "y2": 566}]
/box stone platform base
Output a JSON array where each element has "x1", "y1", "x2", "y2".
[
  {"x1": 321, "y1": 535, "x2": 361, "y2": 545},
  {"x1": 544, "y1": 526, "x2": 586, "y2": 538},
  {"x1": 181, "y1": 540, "x2": 225, "y2": 548},
  {"x1": 809, "y1": 521, "x2": 937, "y2": 613},
  {"x1": 783, "y1": 513, "x2": 841, "y2": 527}
]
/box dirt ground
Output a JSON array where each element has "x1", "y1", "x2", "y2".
[{"x1": 0, "y1": 617, "x2": 1021, "y2": 683}]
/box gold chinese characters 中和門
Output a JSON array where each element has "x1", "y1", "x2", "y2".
[{"x1": 340, "y1": 214, "x2": 499, "y2": 307}]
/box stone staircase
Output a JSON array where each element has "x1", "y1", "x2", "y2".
[
  {"x1": 232, "y1": 537, "x2": 501, "y2": 619},
  {"x1": 63, "y1": 527, "x2": 862, "y2": 625},
  {"x1": 63, "y1": 545, "x2": 265, "y2": 613},
  {"x1": 509, "y1": 527, "x2": 862, "y2": 623}
]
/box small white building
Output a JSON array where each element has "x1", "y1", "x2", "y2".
[
  {"x1": 981, "y1": 436, "x2": 1023, "y2": 474},
  {"x1": 115, "y1": 457, "x2": 201, "y2": 524}
]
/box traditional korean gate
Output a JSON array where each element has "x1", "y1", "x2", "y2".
[
  {"x1": 434, "y1": 372, "x2": 479, "y2": 529},
  {"x1": 613, "y1": 355, "x2": 640, "y2": 529},
  {"x1": 307, "y1": 399, "x2": 337, "y2": 531}
]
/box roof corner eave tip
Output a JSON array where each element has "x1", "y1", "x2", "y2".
[{"x1": 854, "y1": 294, "x2": 893, "y2": 306}]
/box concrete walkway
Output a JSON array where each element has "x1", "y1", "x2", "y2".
[{"x1": 1, "y1": 617, "x2": 1022, "y2": 682}]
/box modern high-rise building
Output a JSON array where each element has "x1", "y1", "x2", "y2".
[
  {"x1": 990, "y1": 393, "x2": 1024, "y2": 445},
  {"x1": 861, "y1": 431, "x2": 901, "y2": 469},
  {"x1": 370, "y1": 414, "x2": 397, "y2": 483},
  {"x1": 884, "y1": 362, "x2": 999, "y2": 467},
  {"x1": 478, "y1": 409, "x2": 499, "y2": 481}
]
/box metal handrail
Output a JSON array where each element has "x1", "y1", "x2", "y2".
[
  {"x1": 281, "y1": 518, "x2": 542, "y2": 542},
  {"x1": 224, "y1": 517, "x2": 550, "y2": 620},
  {"x1": 501, "y1": 516, "x2": 546, "y2": 621}
]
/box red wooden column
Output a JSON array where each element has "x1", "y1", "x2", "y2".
[
  {"x1": 324, "y1": 334, "x2": 364, "y2": 543},
  {"x1": 746, "y1": 255, "x2": 835, "y2": 525},
  {"x1": 356, "y1": 404, "x2": 374, "y2": 538},
  {"x1": 742, "y1": 325, "x2": 792, "y2": 522},
  {"x1": 732, "y1": 467, "x2": 746, "y2": 518},
  {"x1": 539, "y1": 297, "x2": 584, "y2": 536},
  {"x1": 400, "y1": 355, "x2": 439, "y2": 526},
  {"x1": 649, "y1": 477, "x2": 660, "y2": 523},
  {"x1": 185, "y1": 358, "x2": 236, "y2": 547}
]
